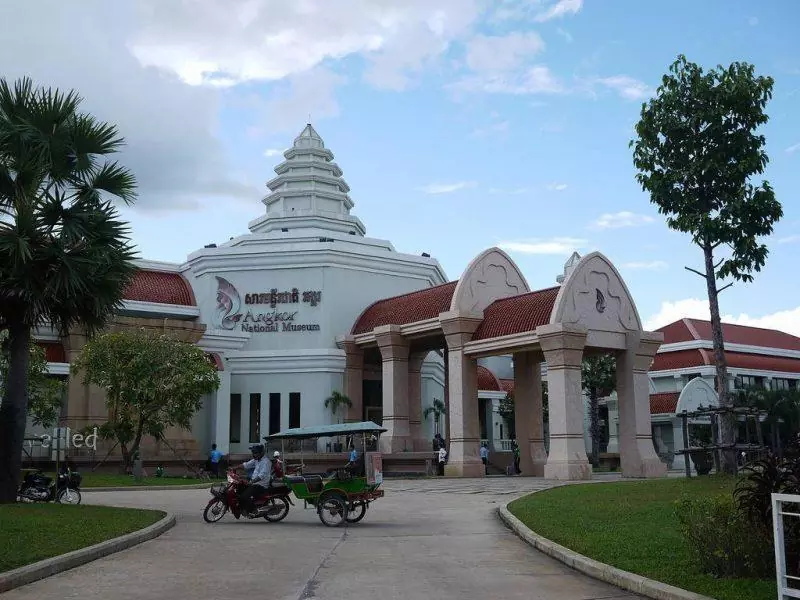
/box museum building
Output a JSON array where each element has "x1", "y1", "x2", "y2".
[{"x1": 29, "y1": 123, "x2": 671, "y2": 480}]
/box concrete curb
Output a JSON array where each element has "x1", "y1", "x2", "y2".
[
  {"x1": 498, "y1": 500, "x2": 714, "y2": 600},
  {"x1": 84, "y1": 483, "x2": 213, "y2": 492},
  {"x1": 0, "y1": 511, "x2": 176, "y2": 593}
]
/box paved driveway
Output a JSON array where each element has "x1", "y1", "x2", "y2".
[{"x1": 4, "y1": 478, "x2": 639, "y2": 600}]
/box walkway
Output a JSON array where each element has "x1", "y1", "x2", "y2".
[{"x1": 4, "y1": 478, "x2": 641, "y2": 600}]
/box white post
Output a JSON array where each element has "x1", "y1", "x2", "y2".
[{"x1": 214, "y1": 369, "x2": 232, "y2": 454}]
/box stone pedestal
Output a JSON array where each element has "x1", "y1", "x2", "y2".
[
  {"x1": 538, "y1": 324, "x2": 591, "y2": 481},
  {"x1": 441, "y1": 311, "x2": 484, "y2": 478},
  {"x1": 616, "y1": 332, "x2": 668, "y2": 478},
  {"x1": 375, "y1": 325, "x2": 411, "y2": 453},
  {"x1": 513, "y1": 351, "x2": 546, "y2": 476}
]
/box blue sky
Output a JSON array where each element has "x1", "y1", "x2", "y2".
[{"x1": 3, "y1": 0, "x2": 799, "y2": 334}]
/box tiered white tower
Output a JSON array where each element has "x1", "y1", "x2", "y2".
[{"x1": 248, "y1": 124, "x2": 366, "y2": 236}]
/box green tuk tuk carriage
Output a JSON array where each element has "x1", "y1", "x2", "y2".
[{"x1": 265, "y1": 421, "x2": 385, "y2": 527}]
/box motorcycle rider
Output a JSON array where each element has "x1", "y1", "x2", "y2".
[
  {"x1": 271, "y1": 450, "x2": 285, "y2": 481},
  {"x1": 239, "y1": 443, "x2": 271, "y2": 516}
]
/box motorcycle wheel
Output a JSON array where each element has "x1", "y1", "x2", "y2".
[
  {"x1": 263, "y1": 497, "x2": 290, "y2": 522},
  {"x1": 203, "y1": 499, "x2": 228, "y2": 523},
  {"x1": 317, "y1": 494, "x2": 348, "y2": 527},
  {"x1": 345, "y1": 501, "x2": 366, "y2": 523},
  {"x1": 57, "y1": 488, "x2": 82, "y2": 505}
]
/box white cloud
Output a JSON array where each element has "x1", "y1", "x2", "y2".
[
  {"x1": 556, "y1": 28, "x2": 574, "y2": 43},
  {"x1": 593, "y1": 76, "x2": 654, "y2": 101},
  {"x1": 263, "y1": 149, "x2": 285, "y2": 157},
  {"x1": 451, "y1": 65, "x2": 564, "y2": 95},
  {"x1": 621, "y1": 261, "x2": 668, "y2": 270},
  {"x1": 257, "y1": 67, "x2": 345, "y2": 133},
  {"x1": 465, "y1": 32, "x2": 545, "y2": 73},
  {"x1": 498, "y1": 237, "x2": 587, "y2": 255},
  {"x1": 592, "y1": 211, "x2": 654, "y2": 229},
  {"x1": 547, "y1": 182, "x2": 568, "y2": 191},
  {"x1": 417, "y1": 181, "x2": 477, "y2": 194},
  {"x1": 644, "y1": 299, "x2": 800, "y2": 337},
  {"x1": 778, "y1": 234, "x2": 800, "y2": 244},
  {"x1": 535, "y1": 0, "x2": 583, "y2": 22},
  {"x1": 786, "y1": 142, "x2": 800, "y2": 154}
]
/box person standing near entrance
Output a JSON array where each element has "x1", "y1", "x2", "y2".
[
  {"x1": 209, "y1": 443, "x2": 223, "y2": 478},
  {"x1": 479, "y1": 443, "x2": 489, "y2": 474},
  {"x1": 437, "y1": 445, "x2": 447, "y2": 476},
  {"x1": 512, "y1": 441, "x2": 521, "y2": 475}
]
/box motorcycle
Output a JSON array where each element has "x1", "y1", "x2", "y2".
[
  {"x1": 203, "y1": 468, "x2": 293, "y2": 523},
  {"x1": 18, "y1": 468, "x2": 82, "y2": 504}
]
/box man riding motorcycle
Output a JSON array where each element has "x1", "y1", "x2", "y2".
[{"x1": 239, "y1": 444, "x2": 271, "y2": 516}]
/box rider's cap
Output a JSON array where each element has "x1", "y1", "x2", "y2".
[{"x1": 273, "y1": 450, "x2": 280, "y2": 457}]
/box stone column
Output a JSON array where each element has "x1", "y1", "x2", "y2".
[
  {"x1": 606, "y1": 394, "x2": 620, "y2": 453},
  {"x1": 538, "y1": 323, "x2": 591, "y2": 480},
  {"x1": 443, "y1": 348, "x2": 450, "y2": 444},
  {"x1": 408, "y1": 353, "x2": 426, "y2": 451},
  {"x1": 441, "y1": 311, "x2": 483, "y2": 477},
  {"x1": 513, "y1": 351, "x2": 546, "y2": 476},
  {"x1": 375, "y1": 325, "x2": 410, "y2": 453},
  {"x1": 616, "y1": 332, "x2": 668, "y2": 478},
  {"x1": 213, "y1": 367, "x2": 232, "y2": 454},
  {"x1": 342, "y1": 336, "x2": 364, "y2": 423}
]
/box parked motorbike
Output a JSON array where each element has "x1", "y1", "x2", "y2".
[
  {"x1": 203, "y1": 469, "x2": 293, "y2": 523},
  {"x1": 18, "y1": 468, "x2": 82, "y2": 504}
]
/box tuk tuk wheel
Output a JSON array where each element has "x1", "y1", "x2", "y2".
[
  {"x1": 345, "y1": 501, "x2": 366, "y2": 523},
  {"x1": 317, "y1": 493, "x2": 348, "y2": 527}
]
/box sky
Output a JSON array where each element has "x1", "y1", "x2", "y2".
[{"x1": 1, "y1": 0, "x2": 799, "y2": 336}]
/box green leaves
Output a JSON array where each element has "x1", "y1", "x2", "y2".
[
  {"x1": 631, "y1": 55, "x2": 782, "y2": 284},
  {"x1": 323, "y1": 391, "x2": 352, "y2": 415},
  {"x1": 581, "y1": 354, "x2": 616, "y2": 396},
  {"x1": 72, "y1": 329, "x2": 221, "y2": 457}
]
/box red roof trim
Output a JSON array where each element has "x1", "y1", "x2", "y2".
[
  {"x1": 650, "y1": 392, "x2": 679, "y2": 414},
  {"x1": 477, "y1": 365, "x2": 502, "y2": 392},
  {"x1": 123, "y1": 269, "x2": 196, "y2": 307},
  {"x1": 351, "y1": 281, "x2": 457, "y2": 335},
  {"x1": 36, "y1": 342, "x2": 66, "y2": 363},
  {"x1": 657, "y1": 318, "x2": 800, "y2": 351},
  {"x1": 472, "y1": 286, "x2": 559, "y2": 341},
  {"x1": 500, "y1": 379, "x2": 514, "y2": 394}
]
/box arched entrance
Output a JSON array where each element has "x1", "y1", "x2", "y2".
[{"x1": 339, "y1": 247, "x2": 668, "y2": 480}]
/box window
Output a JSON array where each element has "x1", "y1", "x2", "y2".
[
  {"x1": 289, "y1": 393, "x2": 301, "y2": 429},
  {"x1": 686, "y1": 373, "x2": 701, "y2": 382},
  {"x1": 735, "y1": 375, "x2": 763, "y2": 390},
  {"x1": 249, "y1": 393, "x2": 261, "y2": 443},
  {"x1": 229, "y1": 394, "x2": 241, "y2": 443},
  {"x1": 269, "y1": 393, "x2": 281, "y2": 435}
]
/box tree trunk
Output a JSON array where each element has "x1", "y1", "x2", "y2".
[
  {"x1": 589, "y1": 387, "x2": 601, "y2": 467},
  {"x1": 0, "y1": 324, "x2": 32, "y2": 503},
  {"x1": 703, "y1": 242, "x2": 736, "y2": 474}
]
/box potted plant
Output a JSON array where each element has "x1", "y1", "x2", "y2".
[
  {"x1": 689, "y1": 423, "x2": 713, "y2": 475},
  {"x1": 324, "y1": 391, "x2": 352, "y2": 452}
]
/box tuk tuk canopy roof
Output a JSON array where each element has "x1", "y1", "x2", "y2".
[{"x1": 265, "y1": 421, "x2": 386, "y2": 440}]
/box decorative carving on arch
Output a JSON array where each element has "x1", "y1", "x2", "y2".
[
  {"x1": 676, "y1": 377, "x2": 719, "y2": 414},
  {"x1": 550, "y1": 251, "x2": 642, "y2": 333},
  {"x1": 450, "y1": 247, "x2": 531, "y2": 315}
]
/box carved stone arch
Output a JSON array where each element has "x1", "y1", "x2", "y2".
[
  {"x1": 450, "y1": 247, "x2": 530, "y2": 315},
  {"x1": 676, "y1": 377, "x2": 719, "y2": 414},
  {"x1": 549, "y1": 251, "x2": 642, "y2": 333}
]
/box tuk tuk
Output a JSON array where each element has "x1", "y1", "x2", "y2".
[{"x1": 265, "y1": 421, "x2": 385, "y2": 527}]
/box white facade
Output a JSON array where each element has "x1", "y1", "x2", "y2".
[{"x1": 178, "y1": 125, "x2": 448, "y2": 454}]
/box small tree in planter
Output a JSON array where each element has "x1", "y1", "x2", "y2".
[
  {"x1": 423, "y1": 398, "x2": 446, "y2": 437},
  {"x1": 324, "y1": 391, "x2": 352, "y2": 452}
]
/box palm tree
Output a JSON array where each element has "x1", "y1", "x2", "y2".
[
  {"x1": 324, "y1": 391, "x2": 352, "y2": 423},
  {"x1": 581, "y1": 354, "x2": 616, "y2": 468},
  {"x1": 0, "y1": 77, "x2": 137, "y2": 502},
  {"x1": 423, "y1": 398, "x2": 446, "y2": 436}
]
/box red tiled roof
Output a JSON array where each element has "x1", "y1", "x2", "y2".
[
  {"x1": 351, "y1": 281, "x2": 457, "y2": 335},
  {"x1": 649, "y1": 348, "x2": 800, "y2": 375},
  {"x1": 36, "y1": 342, "x2": 66, "y2": 363},
  {"x1": 658, "y1": 318, "x2": 800, "y2": 351},
  {"x1": 472, "y1": 286, "x2": 559, "y2": 341},
  {"x1": 650, "y1": 392, "x2": 679, "y2": 414},
  {"x1": 123, "y1": 270, "x2": 196, "y2": 307},
  {"x1": 500, "y1": 379, "x2": 514, "y2": 394},
  {"x1": 477, "y1": 365, "x2": 502, "y2": 391},
  {"x1": 650, "y1": 349, "x2": 708, "y2": 372}
]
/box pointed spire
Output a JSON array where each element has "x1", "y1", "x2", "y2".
[
  {"x1": 293, "y1": 123, "x2": 324, "y2": 150},
  {"x1": 557, "y1": 251, "x2": 581, "y2": 284}
]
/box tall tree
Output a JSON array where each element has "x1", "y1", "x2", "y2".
[
  {"x1": 631, "y1": 55, "x2": 782, "y2": 473},
  {"x1": 323, "y1": 391, "x2": 352, "y2": 423},
  {"x1": 423, "y1": 398, "x2": 447, "y2": 436},
  {"x1": 0, "y1": 77, "x2": 137, "y2": 501},
  {"x1": 71, "y1": 330, "x2": 220, "y2": 470},
  {"x1": 581, "y1": 355, "x2": 616, "y2": 468},
  {"x1": 0, "y1": 331, "x2": 65, "y2": 429}
]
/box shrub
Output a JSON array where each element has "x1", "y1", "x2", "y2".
[{"x1": 675, "y1": 494, "x2": 773, "y2": 578}]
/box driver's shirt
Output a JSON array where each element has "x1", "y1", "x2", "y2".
[{"x1": 243, "y1": 457, "x2": 271, "y2": 485}]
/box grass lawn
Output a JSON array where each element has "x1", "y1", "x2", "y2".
[
  {"x1": 0, "y1": 504, "x2": 164, "y2": 573},
  {"x1": 76, "y1": 473, "x2": 214, "y2": 488},
  {"x1": 508, "y1": 477, "x2": 774, "y2": 600}
]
